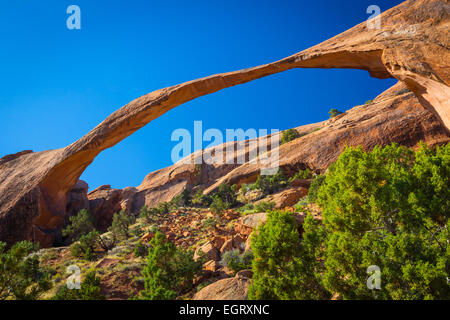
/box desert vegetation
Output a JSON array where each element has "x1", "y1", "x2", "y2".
[
  {"x1": 250, "y1": 143, "x2": 449, "y2": 300},
  {"x1": 1, "y1": 143, "x2": 448, "y2": 300}
]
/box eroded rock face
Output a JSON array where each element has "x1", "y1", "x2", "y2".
[
  {"x1": 0, "y1": 0, "x2": 449, "y2": 246},
  {"x1": 234, "y1": 213, "x2": 268, "y2": 237},
  {"x1": 258, "y1": 187, "x2": 309, "y2": 209},
  {"x1": 66, "y1": 180, "x2": 89, "y2": 219},
  {"x1": 87, "y1": 185, "x2": 123, "y2": 232},
  {"x1": 0, "y1": 150, "x2": 33, "y2": 168}
]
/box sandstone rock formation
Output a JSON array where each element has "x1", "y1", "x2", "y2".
[
  {"x1": 257, "y1": 187, "x2": 309, "y2": 209},
  {"x1": 87, "y1": 185, "x2": 123, "y2": 231},
  {"x1": 234, "y1": 213, "x2": 268, "y2": 237},
  {"x1": 193, "y1": 276, "x2": 250, "y2": 300},
  {"x1": 194, "y1": 241, "x2": 220, "y2": 262},
  {"x1": 65, "y1": 180, "x2": 89, "y2": 220},
  {"x1": 0, "y1": 0, "x2": 449, "y2": 246}
]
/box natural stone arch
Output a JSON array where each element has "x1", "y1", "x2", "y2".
[{"x1": 0, "y1": 0, "x2": 448, "y2": 246}]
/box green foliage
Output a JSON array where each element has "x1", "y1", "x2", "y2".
[
  {"x1": 293, "y1": 197, "x2": 309, "y2": 212},
  {"x1": 215, "y1": 184, "x2": 238, "y2": 207},
  {"x1": 64, "y1": 209, "x2": 116, "y2": 255},
  {"x1": 289, "y1": 168, "x2": 313, "y2": 182},
  {"x1": 202, "y1": 217, "x2": 218, "y2": 230},
  {"x1": 70, "y1": 231, "x2": 99, "y2": 260},
  {"x1": 0, "y1": 241, "x2": 52, "y2": 300},
  {"x1": 295, "y1": 214, "x2": 331, "y2": 299},
  {"x1": 254, "y1": 201, "x2": 275, "y2": 212},
  {"x1": 193, "y1": 184, "x2": 237, "y2": 210},
  {"x1": 210, "y1": 195, "x2": 230, "y2": 215},
  {"x1": 249, "y1": 210, "x2": 301, "y2": 300},
  {"x1": 52, "y1": 271, "x2": 105, "y2": 300},
  {"x1": 312, "y1": 143, "x2": 449, "y2": 299},
  {"x1": 157, "y1": 202, "x2": 172, "y2": 214},
  {"x1": 240, "y1": 184, "x2": 249, "y2": 196},
  {"x1": 365, "y1": 100, "x2": 374, "y2": 104},
  {"x1": 143, "y1": 191, "x2": 191, "y2": 217},
  {"x1": 395, "y1": 88, "x2": 410, "y2": 95},
  {"x1": 209, "y1": 184, "x2": 238, "y2": 214},
  {"x1": 238, "y1": 201, "x2": 276, "y2": 215},
  {"x1": 109, "y1": 210, "x2": 136, "y2": 240},
  {"x1": 194, "y1": 164, "x2": 202, "y2": 177},
  {"x1": 281, "y1": 129, "x2": 301, "y2": 145},
  {"x1": 139, "y1": 205, "x2": 158, "y2": 223},
  {"x1": 192, "y1": 189, "x2": 213, "y2": 207},
  {"x1": 193, "y1": 164, "x2": 203, "y2": 185},
  {"x1": 172, "y1": 189, "x2": 192, "y2": 207},
  {"x1": 306, "y1": 174, "x2": 326, "y2": 203},
  {"x1": 249, "y1": 210, "x2": 327, "y2": 299},
  {"x1": 237, "y1": 202, "x2": 254, "y2": 215},
  {"x1": 62, "y1": 209, "x2": 96, "y2": 240},
  {"x1": 196, "y1": 280, "x2": 214, "y2": 292},
  {"x1": 221, "y1": 249, "x2": 253, "y2": 274},
  {"x1": 328, "y1": 108, "x2": 343, "y2": 118},
  {"x1": 134, "y1": 241, "x2": 148, "y2": 258},
  {"x1": 251, "y1": 171, "x2": 288, "y2": 195},
  {"x1": 140, "y1": 232, "x2": 202, "y2": 300}
]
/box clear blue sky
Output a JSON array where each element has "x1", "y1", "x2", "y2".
[{"x1": 0, "y1": 0, "x2": 403, "y2": 190}]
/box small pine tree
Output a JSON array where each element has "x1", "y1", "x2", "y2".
[
  {"x1": 192, "y1": 189, "x2": 212, "y2": 207},
  {"x1": 70, "y1": 230, "x2": 99, "y2": 260},
  {"x1": 140, "y1": 232, "x2": 201, "y2": 300},
  {"x1": 62, "y1": 209, "x2": 96, "y2": 241},
  {"x1": 109, "y1": 210, "x2": 135, "y2": 240},
  {"x1": 253, "y1": 171, "x2": 288, "y2": 195},
  {"x1": 306, "y1": 174, "x2": 326, "y2": 203},
  {"x1": 210, "y1": 195, "x2": 229, "y2": 215},
  {"x1": 248, "y1": 210, "x2": 302, "y2": 299},
  {"x1": 134, "y1": 241, "x2": 148, "y2": 258},
  {"x1": 0, "y1": 241, "x2": 52, "y2": 300},
  {"x1": 248, "y1": 211, "x2": 328, "y2": 300},
  {"x1": 52, "y1": 271, "x2": 105, "y2": 300},
  {"x1": 328, "y1": 108, "x2": 343, "y2": 118},
  {"x1": 221, "y1": 249, "x2": 253, "y2": 274},
  {"x1": 281, "y1": 129, "x2": 301, "y2": 144}
]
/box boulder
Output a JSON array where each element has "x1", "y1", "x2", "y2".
[
  {"x1": 234, "y1": 213, "x2": 267, "y2": 236},
  {"x1": 232, "y1": 235, "x2": 245, "y2": 250},
  {"x1": 193, "y1": 277, "x2": 250, "y2": 300},
  {"x1": 194, "y1": 241, "x2": 220, "y2": 261},
  {"x1": 203, "y1": 260, "x2": 221, "y2": 272},
  {"x1": 259, "y1": 187, "x2": 308, "y2": 209},
  {"x1": 235, "y1": 269, "x2": 253, "y2": 279},
  {"x1": 211, "y1": 236, "x2": 226, "y2": 250},
  {"x1": 220, "y1": 239, "x2": 233, "y2": 254},
  {"x1": 290, "y1": 178, "x2": 312, "y2": 188}
]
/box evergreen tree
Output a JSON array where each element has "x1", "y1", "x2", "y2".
[{"x1": 0, "y1": 241, "x2": 52, "y2": 300}]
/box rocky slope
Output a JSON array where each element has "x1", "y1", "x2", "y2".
[{"x1": 0, "y1": 0, "x2": 449, "y2": 247}]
